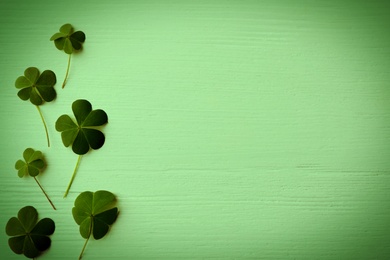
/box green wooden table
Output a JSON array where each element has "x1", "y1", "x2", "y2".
[{"x1": 1, "y1": 1, "x2": 389, "y2": 259}]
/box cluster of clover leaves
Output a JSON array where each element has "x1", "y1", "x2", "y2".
[{"x1": 6, "y1": 24, "x2": 118, "y2": 260}]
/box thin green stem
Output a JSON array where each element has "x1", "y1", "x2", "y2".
[
  {"x1": 62, "y1": 54, "x2": 71, "y2": 88},
  {"x1": 34, "y1": 177, "x2": 56, "y2": 210},
  {"x1": 36, "y1": 106, "x2": 50, "y2": 147},
  {"x1": 64, "y1": 155, "x2": 82, "y2": 198},
  {"x1": 79, "y1": 217, "x2": 93, "y2": 260}
]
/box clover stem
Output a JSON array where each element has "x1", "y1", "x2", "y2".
[
  {"x1": 62, "y1": 54, "x2": 71, "y2": 88},
  {"x1": 34, "y1": 177, "x2": 56, "y2": 210},
  {"x1": 79, "y1": 217, "x2": 93, "y2": 259},
  {"x1": 64, "y1": 155, "x2": 82, "y2": 198},
  {"x1": 36, "y1": 106, "x2": 50, "y2": 147}
]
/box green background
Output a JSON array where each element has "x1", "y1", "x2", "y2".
[{"x1": 1, "y1": 0, "x2": 390, "y2": 259}]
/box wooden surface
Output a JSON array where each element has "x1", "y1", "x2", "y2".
[{"x1": 1, "y1": 0, "x2": 390, "y2": 259}]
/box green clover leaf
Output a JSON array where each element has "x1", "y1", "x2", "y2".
[
  {"x1": 56, "y1": 99, "x2": 108, "y2": 155},
  {"x1": 15, "y1": 67, "x2": 56, "y2": 106},
  {"x1": 15, "y1": 148, "x2": 44, "y2": 178},
  {"x1": 50, "y1": 23, "x2": 85, "y2": 54},
  {"x1": 50, "y1": 23, "x2": 86, "y2": 88},
  {"x1": 72, "y1": 190, "x2": 118, "y2": 259},
  {"x1": 5, "y1": 206, "x2": 55, "y2": 259},
  {"x1": 15, "y1": 148, "x2": 56, "y2": 210},
  {"x1": 15, "y1": 67, "x2": 57, "y2": 146},
  {"x1": 55, "y1": 99, "x2": 108, "y2": 197}
]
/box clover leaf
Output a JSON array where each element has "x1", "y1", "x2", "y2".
[
  {"x1": 55, "y1": 99, "x2": 108, "y2": 197},
  {"x1": 55, "y1": 99, "x2": 108, "y2": 155},
  {"x1": 50, "y1": 23, "x2": 85, "y2": 88},
  {"x1": 15, "y1": 148, "x2": 56, "y2": 210},
  {"x1": 72, "y1": 190, "x2": 118, "y2": 260},
  {"x1": 15, "y1": 67, "x2": 57, "y2": 147},
  {"x1": 5, "y1": 206, "x2": 55, "y2": 259}
]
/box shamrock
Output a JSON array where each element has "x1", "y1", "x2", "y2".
[
  {"x1": 55, "y1": 99, "x2": 108, "y2": 197},
  {"x1": 15, "y1": 67, "x2": 57, "y2": 147},
  {"x1": 5, "y1": 206, "x2": 55, "y2": 259},
  {"x1": 50, "y1": 23, "x2": 86, "y2": 88},
  {"x1": 72, "y1": 190, "x2": 118, "y2": 260},
  {"x1": 15, "y1": 148, "x2": 56, "y2": 210},
  {"x1": 15, "y1": 67, "x2": 57, "y2": 106},
  {"x1": 55, "y1": 99, "x2": 108, "y2": 155}
]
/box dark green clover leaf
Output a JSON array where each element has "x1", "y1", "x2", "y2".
[
  {"x1": 56, "y1": 99, "x2": 108, "y2": 155},
  {"x1": 5, "y1": 206, "x2": 55, "y2": 259},
  {"x1": 50, "y1": 23, "x2": 85, "y2": 88},
  {"x1": 15, "y1": 67, "x2": 56, "y2": 106},
  {"x1": 50, "y1": 23, "x2": 85, "y2": 54},
  {"x1": 15, "y1": 148, "x2": 44, "y2": 178},
  {"x1": 72, "y1": 190, "x2": 118, "y2": 259},
  {"x1": 55, "y1": 99, "x2": 108, "y2": 197},
  {"x1": 15, "y1": 148, "x2": 56, "y2": 210},
  {"x1": 15, "y1": 67, "x2": 57, "y2": 147}
]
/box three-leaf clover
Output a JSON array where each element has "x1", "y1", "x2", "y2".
[
  {"x1": 72, "y1": 190, "x2": 118, "y2": 260},
  {"x1": 15, "y1": 67, "x2": 57, "y2": 147},
  {"x1": 50, "y1": 23, "x2": 85, "y2": 88},
  {"x1": 5, "y1": 206, "x2": 55, "y2": 259},
  {"x1": 15, "y1": 148, "x2": 56, "y2": 210},
  {"x1": 55, "y1": 99, "x2": 108, "y2": 197}
]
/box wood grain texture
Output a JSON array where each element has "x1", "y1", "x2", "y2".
[{"x1": 0, "y1": 0, "x2": 389, "y2": 259}]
